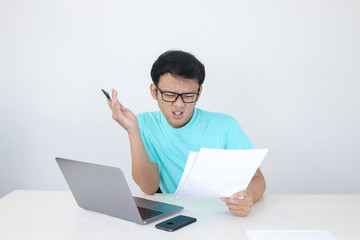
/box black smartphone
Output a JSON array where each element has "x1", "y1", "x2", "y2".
[
  {"x1": 155, "y1": 215, "x2": 196, "y2": 232},
  {"x1": 101, "y1": 89, "x2": 112, "y2": 101}
]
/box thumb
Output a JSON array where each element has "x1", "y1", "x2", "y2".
[
  {"x1": 230, "y1": 190, "x2": 247, "y2": 199},
  {"x1": 112, "y1": 88, "x2": 119, "y2": 101}
]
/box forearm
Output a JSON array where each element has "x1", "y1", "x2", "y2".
[
  {"x1": 128, "y1": 128, "x2": 160, "y2": 195},
  {"x1": 105, "y1": 91, "x2": 159, "y2": 194},
  {"x1": 246, "y1": 168, "x2": 266, "y2": 203}
]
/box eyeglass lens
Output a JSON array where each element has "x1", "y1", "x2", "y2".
[{"x1": 162, "y1": 92, "x2": 198, "y2": 103}]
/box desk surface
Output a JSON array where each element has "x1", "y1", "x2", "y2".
[{"x1": 0, "y1": 191, "x2": 359, "y2": 240}]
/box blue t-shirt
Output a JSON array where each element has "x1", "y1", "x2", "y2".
[{"x1": 137, "y1": 108, "x2": 254, "y2": 193}]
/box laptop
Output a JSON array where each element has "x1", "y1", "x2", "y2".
[{"x1": 56, "y1": 157, "x2": 183, "y2": 224}]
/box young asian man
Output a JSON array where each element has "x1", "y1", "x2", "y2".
[{"x1": 105, "y1": 50, "x2": 266, "y2": 216}]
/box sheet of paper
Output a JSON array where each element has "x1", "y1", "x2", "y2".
[
  {"x1": 174, "y1": 151, "x2": 198, "y2": 196},
  {"x1": 246, "y1": 230, "x2": 339, "y2": 240},
  {"x1": 174, "y1": 148, "x2": 268, "y2": 199}
]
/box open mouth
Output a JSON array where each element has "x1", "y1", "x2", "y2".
[{"x1": 172, "y1": 111, "x2": 184, "y2": 119}]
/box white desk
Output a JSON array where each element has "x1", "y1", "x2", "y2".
[{"x1": 0, "y1": 191, "x2": 359, "y2": 240}]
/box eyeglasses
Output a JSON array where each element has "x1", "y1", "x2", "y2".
[{"x1": 156, "y1": 85, "x2": 200, "y2": 103}]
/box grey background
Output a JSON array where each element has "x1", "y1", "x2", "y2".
[{"x1": 1, "y1": 0, "x2": 359, "y2": 198}]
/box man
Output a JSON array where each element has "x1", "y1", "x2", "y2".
[{"x1": 105, "y1": 50, "x2": 265, "y2": 216}]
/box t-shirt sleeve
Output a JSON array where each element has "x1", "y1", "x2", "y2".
[{"x1": 225, "y1": 117, "x2": 254, "y2": 149}]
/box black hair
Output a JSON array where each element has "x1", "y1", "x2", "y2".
[{"x1": 150, "y1": 50, "x2": 205, "y2": 86}]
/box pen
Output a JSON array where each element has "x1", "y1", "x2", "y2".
[{"x1": 101, "y1": 89, "x2": 112, "y2": 102}]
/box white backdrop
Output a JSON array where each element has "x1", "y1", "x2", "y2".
[{"x1": 1, "y1": 0, "x2": 359, "y2": 198}]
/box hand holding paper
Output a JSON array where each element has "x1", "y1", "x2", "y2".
[
  {"x1": 174, "y1": 148, "x2": 268, "y2": 200},
  {"x1": 221, "y1": 190, "x2": 254, "y2": 216}
]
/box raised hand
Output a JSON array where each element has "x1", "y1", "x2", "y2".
[{"x1": 105, "y1": 89, "x2": 138, "y2": 133}]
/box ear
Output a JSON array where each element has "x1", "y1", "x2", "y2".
[
  {"x1": 150, "y1": 83, "x2": 158, "y2": 100},
  {"x1": 197, "y1": 85, "x2": 203, "y2": 101}
]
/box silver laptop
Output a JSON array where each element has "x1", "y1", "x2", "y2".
[{"x1": 56, "y1": 157, "x2": 183, "y2": 224}]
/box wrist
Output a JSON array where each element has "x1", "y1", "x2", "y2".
[{"x1": 127, "y1": 125, "x2": 140, "y2": 137}]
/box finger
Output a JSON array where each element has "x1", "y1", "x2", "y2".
[
  {"x1": 228, "y1": 207, "x2": 251, "y2": 216},
  {"x1": 112, "y1": 88, "x2": 123, "y2": 106},
  {"x1": 221, "y1": 197, "x2": 238, "y2": 204},
  {"x1": 225, "y1": 200, "x2": 253, "y2": 210},
  {"x1": 111, "y1": 88, "x2": 117, "y2": 102},
  {"x1": 229, "y1": 208, "x2": 250, "y2": 217},
  {"x1": 111, "y1": 89, "x2": 124, "y2": 107},
  {"x1": 106, "y1": 93, "x2": 112, "y2": 105},
  {"x1": 226, "y1": 202, "x2": 253, "y2": 210},
  {"x1": 105, "y1": 90, "x2": 112, "y2": 103},
  {"x1": 224, "y1": 198, "x2": 254, "y2": 206},
  {"x1": 230, "y1": 190, "x2": 247, "y2": 199},
  {"x1": 227, "y1": 203, "x2": 252, "y2": 215},
  {"x1": 222, "y1": 196, "x2": 245, "y2": 203}
]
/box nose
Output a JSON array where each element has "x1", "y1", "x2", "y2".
[{"x1": 172, "y1": 95, "x2": 185, "y2": 107}]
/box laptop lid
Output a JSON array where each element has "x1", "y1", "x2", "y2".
[{"x1": 56, "y1": 157, "x2": 183, "y2": 224}]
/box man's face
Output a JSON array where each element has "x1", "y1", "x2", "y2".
[{"x1": 150, "y1": 73, "x2": 202, "y2": 129}]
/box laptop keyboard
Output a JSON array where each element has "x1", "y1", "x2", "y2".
[{"x1": 137, "y1": 206, "x2": 163, "y2": 220}]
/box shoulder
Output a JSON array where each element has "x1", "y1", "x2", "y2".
[
  {"x1": 137, "y1": 111, "x2": 162, "y2": 129},
  {"x1": 197, "y1": 108, "x2": 237, "y2": 123},
  {"x1": 137, "y1": 111, "x2": 161, "y2": 121}
]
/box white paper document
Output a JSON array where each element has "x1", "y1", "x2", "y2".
[
  {"x1": 246, "y1": 230, "x2": 339, "y2": 240},
  {"x1": 174, "y1": 148, "x2": 268, "y2": 199}
]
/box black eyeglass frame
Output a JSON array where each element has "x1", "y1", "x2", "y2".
[{"x1": 155, "y1": 85, "x2": 200, "y2": 103}]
